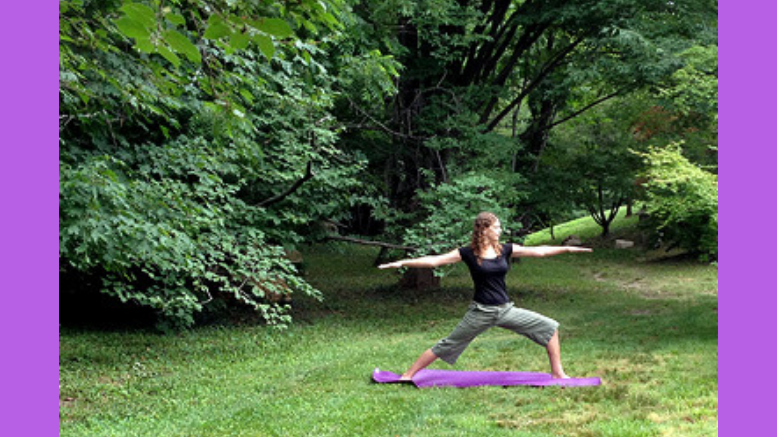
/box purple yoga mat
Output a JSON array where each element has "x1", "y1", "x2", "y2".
[{"x1": 372, "y1": 368, "x2": 601, "y2": 388}]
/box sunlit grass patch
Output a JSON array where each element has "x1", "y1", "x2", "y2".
[{"x1": 524, "y1": 208, "x2": 640, "y2": 246}]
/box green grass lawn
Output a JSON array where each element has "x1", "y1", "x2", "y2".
[{"x1": 60, "y1": 229, "x2": 718, "y2": 436}]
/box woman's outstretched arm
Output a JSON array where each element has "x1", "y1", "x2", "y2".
[
  {"x1": 511, "y1": 244, "x2": 592, "y2": 258},
  {"x1": 378, "y1": 248, "x2": 462, "y2": 269}
]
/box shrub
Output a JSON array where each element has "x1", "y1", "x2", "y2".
[
  {"x1": 59, "y1": 144, "x2": 321, "y2": 331},
  {"x1": 58, "y1": 0, "x2": 372, "y2": 329},
  {"x1": 638, "y1": 144, "x2": 718, "y2": 261}
]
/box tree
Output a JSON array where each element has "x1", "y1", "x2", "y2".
[
  {"x1": 649, "y1": 44, "x2": 718, "y2": 169},
  {"x1": 336, "y1": 0, "x2": 717, "y2": 236},
  {"x1": 59, "y1": 0, "x2": 389, "y2": 329},
  {"x1": 545, "y1": 98, "x2": 646, "y2": 237}
]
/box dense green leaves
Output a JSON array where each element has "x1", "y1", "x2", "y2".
[
  {"x1": 638, "y1": 144, "x2": 718, "y2": 261},
  {"x1": 336, "y1": 0, "x2": 716, "y2": 239},
  {"x1": 59, "y1": 0, "x2": 377, "y2": 329},
  {"x1": 546, "y1": 97, "x2": 648, "y2": 236}
]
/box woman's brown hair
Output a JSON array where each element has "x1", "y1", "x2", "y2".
[{"x1": 470, "y1": 212, "x2": 502, "y2": 264}]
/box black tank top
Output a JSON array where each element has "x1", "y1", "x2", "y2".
[{"x1": 458, "y1": 243, "x2": 514, "y2": 305}]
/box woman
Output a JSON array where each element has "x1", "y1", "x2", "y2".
[{"x1": 378, "y1": 212, "x2": 592, "y2": 380}]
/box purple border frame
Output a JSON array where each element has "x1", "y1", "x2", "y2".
[
  {"x1": 719, "y1": 0, "x2": 772, "y2": 434},
  {"x1": 0, "y1": 1, "x2": 58, "y2": 434}
]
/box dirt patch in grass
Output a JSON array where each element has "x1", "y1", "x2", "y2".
[{"x1": 60, "y1": 397, "x2": 76, "y2": 408}]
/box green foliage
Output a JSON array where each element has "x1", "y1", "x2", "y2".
[
  {"x1": 59, "y1": 138, "x2": 323, "y2": 330},
  {"x1": 333, "y1": 0, "x2": 717, "y2": 243},
  {"x1": 659, "y1": 45, "x2": 718, "y2": 118},
  {"x1": 59, "y1": 0, "x2": 386, "y2": 329},
  {"x1": 335, "y1": 49, "x2": 401, "y2": 108},
  {"x1": 652, "y1": 44, "x2": 718, "y2": 167},
  {"x1": 638, "y1": 144, "x2": 718, "y2": 260}
]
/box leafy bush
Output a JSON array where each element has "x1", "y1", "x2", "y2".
[
  {"x1": 59, "y1": 140, "x2": 322, "y2": 330},
  {"x1": 638, "y1": 144, "x2": 718, "y2": 260},
  {"x1": 58, "y1": 0, "x2": 386, "y2": 329}
]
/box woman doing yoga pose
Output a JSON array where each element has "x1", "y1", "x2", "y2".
[{"x1": 378, "y1": 212, "x2": 592, "y2": 381}]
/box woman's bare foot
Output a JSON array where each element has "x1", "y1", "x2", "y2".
[
  {"x1": 399, "y1": 349, "x2": 438, "y2": 382},
  {"x1": 551, "y1": 372, "x2": 571, "y2": 379}
]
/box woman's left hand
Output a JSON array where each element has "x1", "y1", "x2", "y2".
[{"x1": 378, "y1": 261, "x2": 403, "y2": 269}]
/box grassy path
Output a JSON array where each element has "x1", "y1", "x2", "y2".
[{"x1": 60, "y1": 244, "x2": 717, "y2": 436}]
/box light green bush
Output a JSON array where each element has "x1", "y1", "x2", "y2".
[{"x1": 638, "y1": 144, "x2": 717, "y2": 260}]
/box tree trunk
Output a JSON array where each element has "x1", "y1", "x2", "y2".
[{"x1": 400, "y1": 268, "x2": 440, "y2": 291}]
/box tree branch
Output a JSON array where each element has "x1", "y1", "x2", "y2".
[
  {"x1": 348, "y1": 98, "x2": 435, "y2": 141},
  {"x1": 543, "y1": 90, "x2": 625, "y2": 130},
  {"x1": 586, "y1": 204, "x2": 604, "y2": 226},
  {"x1": 488, "y1": 22, "x2": 548, "y2": 87},
  {"x1": 467, "y1": 0, "x2": 514, "y2": 83},
  {"x1": 256, "y1": 161, "x2": 315, "y2": 208},
  {"x1": 483, "y1": 36, "x2": 586, "y2": 131},
  {"x1": 325, "y1": 235, "x2": 417, "y2": 251}
]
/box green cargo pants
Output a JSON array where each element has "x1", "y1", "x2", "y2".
[{"x1": 431, "y1": 301, "x2": 560, "y2": 365}]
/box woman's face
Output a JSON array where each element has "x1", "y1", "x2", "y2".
[{"x1": 485, "y1": 219, "x2": 502, "y2": 242}]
